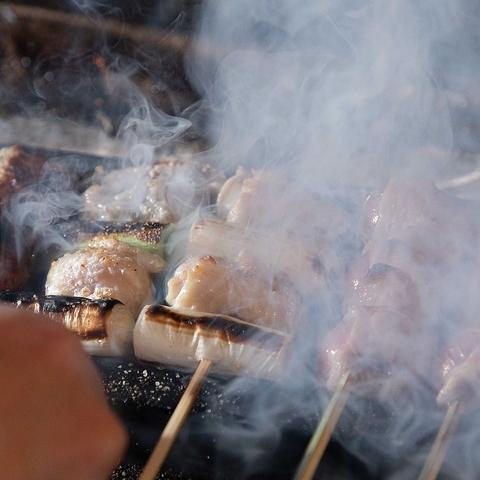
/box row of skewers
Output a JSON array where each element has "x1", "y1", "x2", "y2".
[
  {"x1": 298, "y1": 178, "x2": 480, "y2": 479},
  {"x1": 1, "y1": 144, "x2": 480, "y2": 478}
]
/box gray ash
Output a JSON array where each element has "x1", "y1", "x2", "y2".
[
  {"x1": 111, "y1": 463, "x2": 193, "y2": 480},
  {"x1": 95, "y1": 358, "x2": 281, "y2": 420}
]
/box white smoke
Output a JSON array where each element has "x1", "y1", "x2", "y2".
[
  {"x1": 183, "y1": 0, "x2": 480, "y2": 478},
  {"x1": 188, "y1": 1, "x2": 469, "y2": 187}
]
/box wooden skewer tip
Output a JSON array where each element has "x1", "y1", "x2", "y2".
[
  {"x1": 294, "y1": 371, "x2": 351, "y2": 480},
  {"x1": 418, "y1": 401, "x2": 462, "y2": 480},
  {"x1": 139, "y1": 358, "x2": 212, "y2": 480}
]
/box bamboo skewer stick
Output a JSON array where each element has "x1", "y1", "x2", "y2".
[
  {"x1": 139, "y1": 358, "x2": 213, "y2": 480},
  {"x1": 418, "y1": 401, "x2": 462, "y2": 480},
  {"x1": 294, "y1": 371, "x2": 351, "y2": 480}
]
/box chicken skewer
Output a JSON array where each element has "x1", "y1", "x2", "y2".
[
  {"x1": 136, "y1": 254, "x2": 294, "y2": 479},
  {"x1": 45, "y1": 225, "x2": 168, "y2": 317},
  {"x1": 138, "y1": 167, "x2": 348, "y2": 479},
  {"x1": 418, "y1": 328, "x2": 480, "y2": 480},
  {"x1": 299, "y1": 265, "x2": 430, "y2": 476},
  {"x1": 0, "y1": 224, "x2": 169, "y2": 357},
  {"x1": 295, "y1": 178, "x2": 475, "y2": 477},
  {"x1": 135, "y1": 306, "x2": 291, "y2": 480}
]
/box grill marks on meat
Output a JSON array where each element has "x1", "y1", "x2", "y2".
[
  {"x1": 134, "y1": 305, "x2": 291, "y2": 378},
  {"x1": 0, "y1": 292, "x2": 134, "y2": 356},
  {"x1": 165, "y1": 167, "x2": 350, "y2": 336},
  {"x1": 83, "y1": 157, "x2": 222, "y2": 224}
]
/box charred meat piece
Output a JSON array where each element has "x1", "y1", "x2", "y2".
[
  {"x1": 0, "y1": 145, "x2": 45, "y2": 207},
  {"x1": 166, "y1": 255, "x2": 300, "y2": 332},
  {"x1": 83, "y1": 157, "x2": 223, "y2": 223},
  {"x1": 0, "y1": 292, "x2": 134, "y2": 356},
  {"x1": 46, "y1": 236, "x2": 165, "y2": 316},
  {"x1": 134, "y1": 304, "x2": 291, "y2": 379}
]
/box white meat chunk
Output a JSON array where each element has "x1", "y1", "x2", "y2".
[
  {"x1": 166, "y1": 255, "x2": 300, "y2": 332},
  {"x1": 83, "y1": 157, "x2": 222, "y2": 223},
  {"x1": 217, "y1": 167, "x2": 348, "y2": 243},
  {"x1": 46, "y1": 238, "x2": 164, "y2": 315}
]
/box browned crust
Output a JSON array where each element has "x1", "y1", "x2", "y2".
[
  {"x1": 43, "y1": 296, "x2": 121, "y2": 340},
  {"x1": 0, "y1": 292, "x2": 121, "y2": 340},
  {"x1": 145, "y1": 305, "x2": 288, "y2": 352}
]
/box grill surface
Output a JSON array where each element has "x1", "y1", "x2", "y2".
[
  {"x1": 0, "y1": 147, "x2": 470, "y2": 480},
  {"x1": 95, "y1": 356, "x2": 456, "y2": 480}
]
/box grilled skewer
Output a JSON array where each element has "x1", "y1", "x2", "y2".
[
  {"x1": 0, "y1": 292, "x2": 134, "y2": 356},
  {"x1": 139, "y1": 177, "x2": 340, "y2": 477},
  {"x1": 165, "y1": 254, "x2": 299, "y2": 332},
  {"x1": 134, "y1": 305, "x2": 291, "y2": 379},
  {"x1": 135, "y1": 305, "x2": 291, "y2": 479},
  {"x1": 419, "y1": 331, "x2": 480, "y2": 480},
  {"x1": 296, "y1": 178, "x2": 470, "y2": 476},
  {"x1": 83, "y1": 157, "x2": 223, "y2": 224},
  {"x1": 46, "y1": 230, "x2": 167, "y2": 316}
]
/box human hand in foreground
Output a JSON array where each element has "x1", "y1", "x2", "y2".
[{"x1": 0, "y1": 307, "x2": 127, "y2": 480}]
